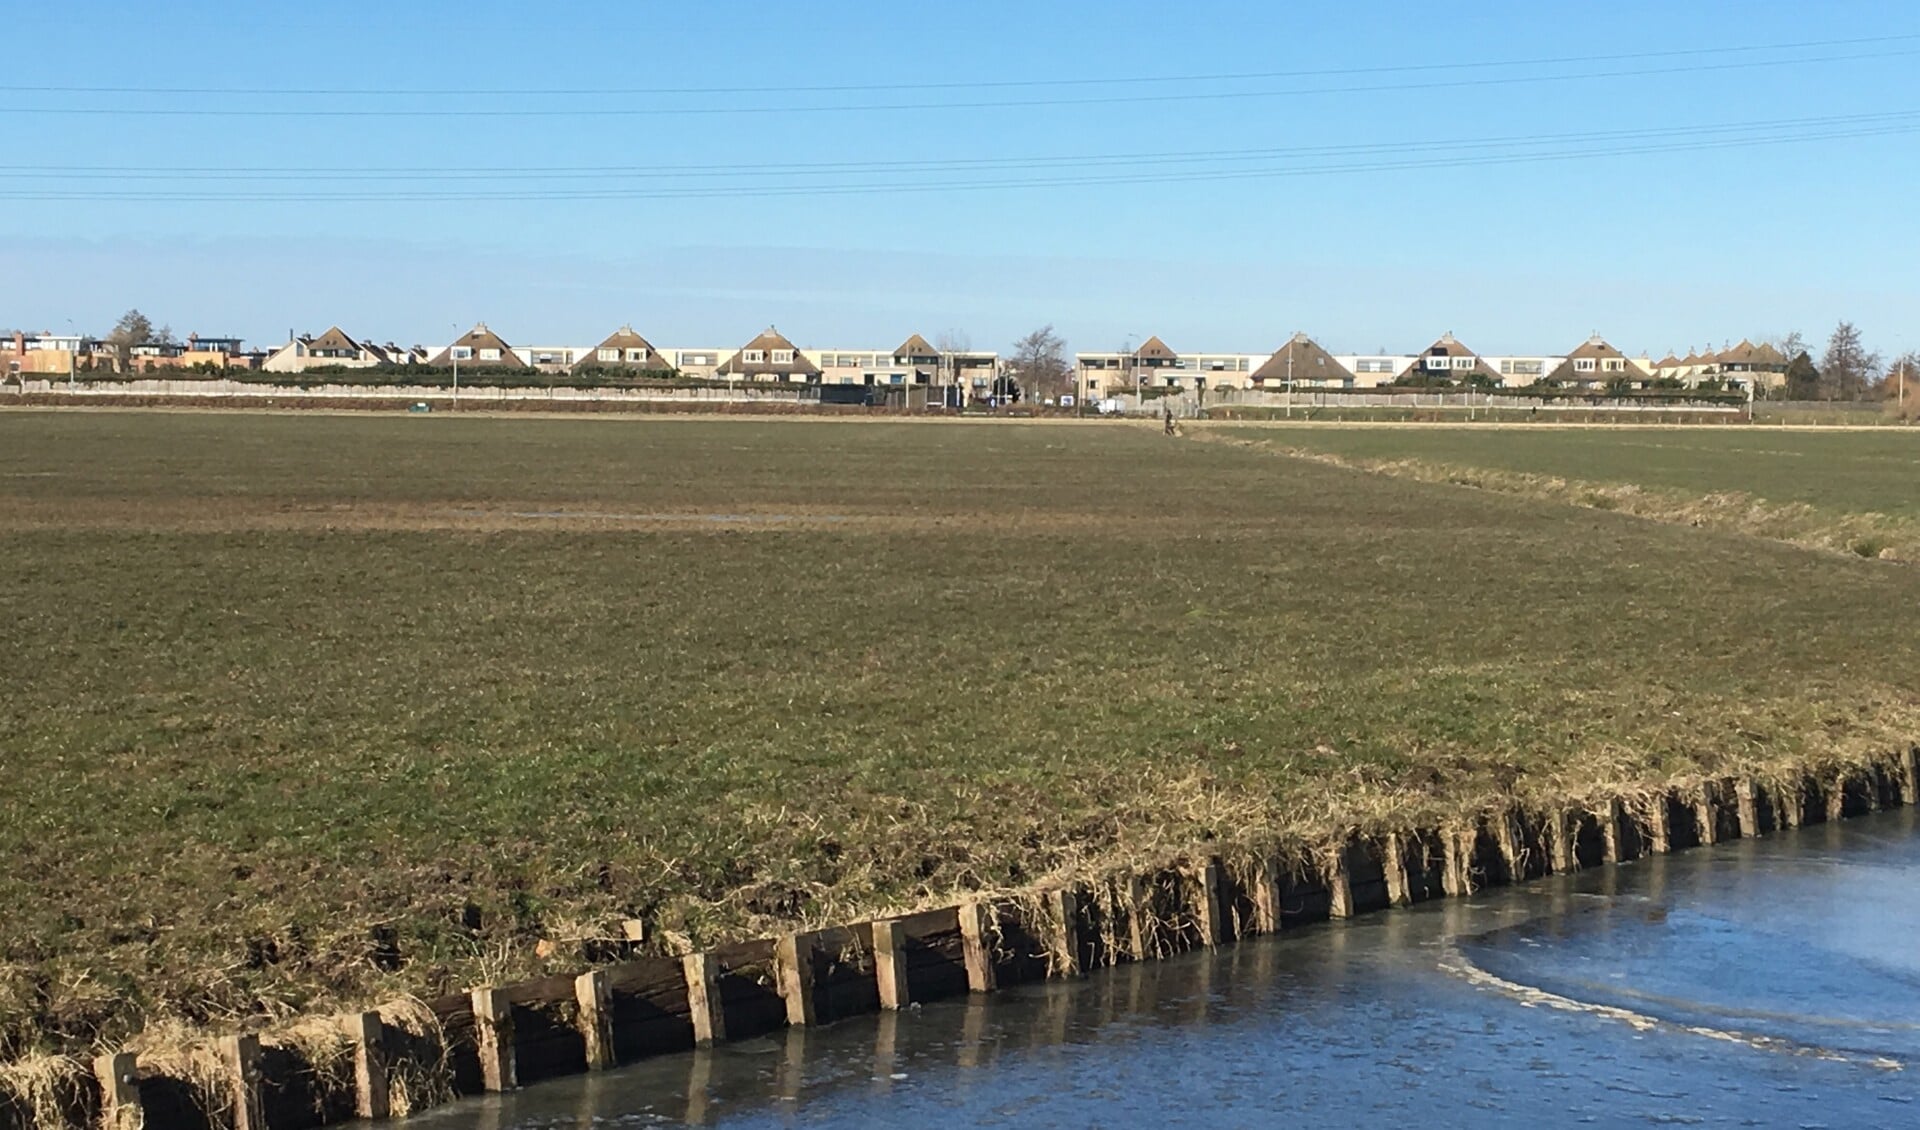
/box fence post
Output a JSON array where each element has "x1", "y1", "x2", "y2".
[
  {"x1": 1050, "y1": 888, "x2": 1083, "y2": 977},
  {"x1": 958, "y1": 901, "x2": 997, "y2": 992},
  {"x1": 93, "y1": 1052, "x2": 141, "y2": 1130},
  {"x1": 575, "y1": 970, "x2": 615, "y2": 1071},
  {"x1": 872, "y1": 919, "x2": 910, "y2": 1009},
  {"x1": 220, "y1": 1034, "x2": 265, "y2": 1130},
  {"x1": 683, "y1": 952, "x2": 726, "y2": 1046},
  {"x1": 776, "y1": 932, "x2": 818, "y2": 1026},
  {"x1": 342, "y1": 1011, "x2": 390, "y2": 1120},
  {"x1": 1194, "y1": 857, "x2": 1224, "y2": 946},
  {"x1": 472, "y1": 987, "x2": 516, "y2": 1092}
]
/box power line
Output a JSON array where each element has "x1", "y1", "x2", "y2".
[
  {"x1": 3, "y1": 118, "x2": 1905, "y2": 202},
  {"x1": 3, "y1": 32, "x2": 1911, "y2": 98},
  {"x1": 2, "y1": 47, "x2": 1913, "y2": 118},
  {"x1": 1, "y1": 110, "x2": 1913, "y2": 183}
]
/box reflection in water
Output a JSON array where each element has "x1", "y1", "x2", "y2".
[{"x1": 418, "y1": 805, "x2": 1920, "y2": 1128}]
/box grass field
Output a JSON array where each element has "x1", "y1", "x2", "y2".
[
  {"x1": 1215, "y1": 424, "x2": 1920, "y2": 517},
  {"x1": 5, "y1": 411, "x2": 1920, "y2": 1058}
]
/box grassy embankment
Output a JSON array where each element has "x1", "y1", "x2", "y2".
[
  {"x1": 4, "y1": 412, "x2": 1920, "y2": 1064},
  {"x1": 1211, "y1": 423, "x2": 1920, "y2": 561}
]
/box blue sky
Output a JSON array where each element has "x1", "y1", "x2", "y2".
[{"x1": 2, "y1": 1, "x2": 1917, "y2": 358}]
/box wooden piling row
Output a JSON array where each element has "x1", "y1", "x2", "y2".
[{"x1": 73, "y1": 749, "x2": 1920, "y2": 1130}]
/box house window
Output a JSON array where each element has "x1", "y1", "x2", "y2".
[
  {"x1": 1451, "y1": 356, "x2": 1474, "y2": 370},
  {"x1": 450, "y1": 346, "x2": 473, "y2": 361},
  {"x1": 626, "y1": 348, "x2": 648, "y2": 362},
  {"x1": 1424, "y1": 356, "x2": 1450, "y2": 371},
  {"x1": 479, "y1": 348, "x2": 500, "y2": 361},
  {"x1": 598, "y1": 348, "x2": 618, "y2": 362},
  {"x1": 1574, "y1": 358, "x2": 1597, "y2": 372},
  {"x1": 1604, "y1": 359, "x2": 1624, "y2": 372},
  {"x1": 1355, "y1": 359, "x2": 1394, "y2": 374},
  {"x1": 772, "y1": 349, "x2": 794, "y2": 364},
  {"x1": 742, "y1": 350, "x2": 765, "y2": 363}
]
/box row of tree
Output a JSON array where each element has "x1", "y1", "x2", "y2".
[{"x1": 1777, "y1": 323, "x2": 1918, "y2": 402}]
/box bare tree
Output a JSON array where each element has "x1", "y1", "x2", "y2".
[
  {"x1": 104, "y1": 309, "x2": 155, "y2": 374},
  {"x1": 1820, "y1": 321, "x2": 1882, "y2": 400},
  {"x1": 1007, "y1": 325, "x2": 1069, "y2": 403},
  {"x1": 934, "y1": 329, "x2": 971, "y2": 354}
]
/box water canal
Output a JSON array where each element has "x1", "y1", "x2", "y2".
[{"x1": 421, "y1": 805, "x2": 1920, "y2": 1127}]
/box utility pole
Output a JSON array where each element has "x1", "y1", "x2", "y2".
[
  {"x1": 1285, "y1": 344, "x2": 1294, "y2": 420},
  {"x1": 450, "y1": 323, "x2": 460, "y2": 410},
  {"x1": 66, "y1": 318, "x2": 77, "y2": 392}
]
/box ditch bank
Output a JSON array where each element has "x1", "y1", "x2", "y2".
[{"x1": 2, "y1": 749, "x2": 1914, "y2": 1130}]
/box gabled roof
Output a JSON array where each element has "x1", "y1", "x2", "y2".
[
  {"x1": 718, "y1": 327, "x2": 821, "y2": 376},
  {"x1": 308, "y1": 326, "x2": 362, "y2": 354},
  {"x1": 428, "y1": 322, "x2": 516, "y2": 366},
  {"x1": 1251, "y1": 332, "x2": 1350, "y2": 381},
  {"x1": 1421, "y1": 331, "x2": 1478, "y2": 358},
  {"x1": 1545, "y1": 335, "x2": 1648, "y2": 382},
  {"x1": 1655, "y1": 352, "x2": 1682, "y2": 369},
  {"x1": 1133, "y1": 335, "x2": 1177, "y2": 361},
  {"x1": 1416, "y1": 331, "x2": 1501, "y2": 379},
  {"x1": 894, "y1": 333, "x2": 938, "y2": 358},
  {"x1": 1715, "y1": 339, "x2": 1786, "y2": 366},
  {"x1": 574, "y1": 325, "x2": 673, "y2": 372},
  {"x1": 1563, "y1": 334, "x2": 1628, "y2": 362}
]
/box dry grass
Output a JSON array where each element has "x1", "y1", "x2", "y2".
[
  {"x1": 4, "y1": 412, "x2": 1920, "y2": 1066},
  {"x1": 1220, "y1": 438, "x2": 1920, "y2": 562},
  {"x1": 0, "y1": 1054, "x2": 88, "y2": 1129}
]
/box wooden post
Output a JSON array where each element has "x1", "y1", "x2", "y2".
[
  {"x1": 1050, "y1": 888, "x2": 1083, "y2": 977},
  {"x1": 1383, "y1": 835, "x2": 1411, "y2": 907},
  {"x1": 1600, "y1": 797, "x2": 1627, "y2": 863},
  {"x1": 682, "y1": 952, "x2": 725, "y2": 1046},
  {"x1": 93, "y1": 1052, "x2": 141, "y2": 1130},
  {"x1": 1781, "y1": 776, "x2": 1806, "y2": 828},
  {"x1": 1442, "y1": 828, "x2": 1474, "y2": 897},
  {"x1": 1250, "y1": 856, "x2": 1283, "y2": 932},
  {"x1": 872, "y1": 919, "x2": 910, "y2": 1009},
  {"x1": 1901, "y1": 748, "x2": 1919, "y2": 807},
  {"x1": 1326, "y1": 845, "x2": 1354, "y2": 920},
  {"x1": 1193, "y1": 857, "x2": 1224, "y2": 947},
  {"x1": 1124, "y1": 876, "x2": 1151, "y2": 960},
  {"x1": 1828, "y1": 774, "x2": 1848, "y2": 823},
  {"x1": 1736, "y1": 780, "x2": 1761, "y2": 839},
  {"x1": 220, "y1": 1034, "x2": 265, "y2": 1130},
  {"x1": 1546, "y1": 812, "x2": 1574, "y2": 874},
  {"x1": 1694, "y1": 782, "x2": 1719, "y2": 847},
  {"x1": 1647, "y1": 797, "x2": 1672, "y2": 854},
  {"x1": 575, "y1": 969, "x2": 615, "y2": 1071},
  {"x1": 342, "y1": 1011, "x2": 390, "y2": 1121},
  {"x1": 472, "y1": 987, "x2": 516, "y2": 1092},
  {"x1": 958, "y1": 901, "x2": 997, "y2": 992},
  {"x1": 1494, "y1": 813, "x2": 1523, "y2": 883},
  {"x1": 776, "y1": 932, "x2": 817, "y2": 1026}
]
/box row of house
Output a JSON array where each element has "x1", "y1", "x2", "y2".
[
  {"x1": 262, "y1": 324, "x2": 1005, "y2": 391},
  {"x1": 6, "y1": 322, "x2": 1793, "y2": 395},
  {"x1": 1074, "y1": 333, "x2": 1792, "y2": 396},
  {"x1": 1, "y1": 330, "x2": 267, "y2": 374}
]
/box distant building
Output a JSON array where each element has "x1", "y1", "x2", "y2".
[
  {"x1": 1251, "y1": 333, "x2": 1351, "y2": 389},
  {"x1": 428, "y1": 323, "x2": 520, "y2": 368},
  {"x1": 1541, "y1": 335, "x2": 1646, "y2": 387},
  {"x1": 571, "y1": 325, "x2": 675, "y2": 376},
  {"x1": 716, "y1": 327, "x2": 821, "y2": 383},
  {"x1": 263, "y1": 327, "x2": 421, "y2": 372}
]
